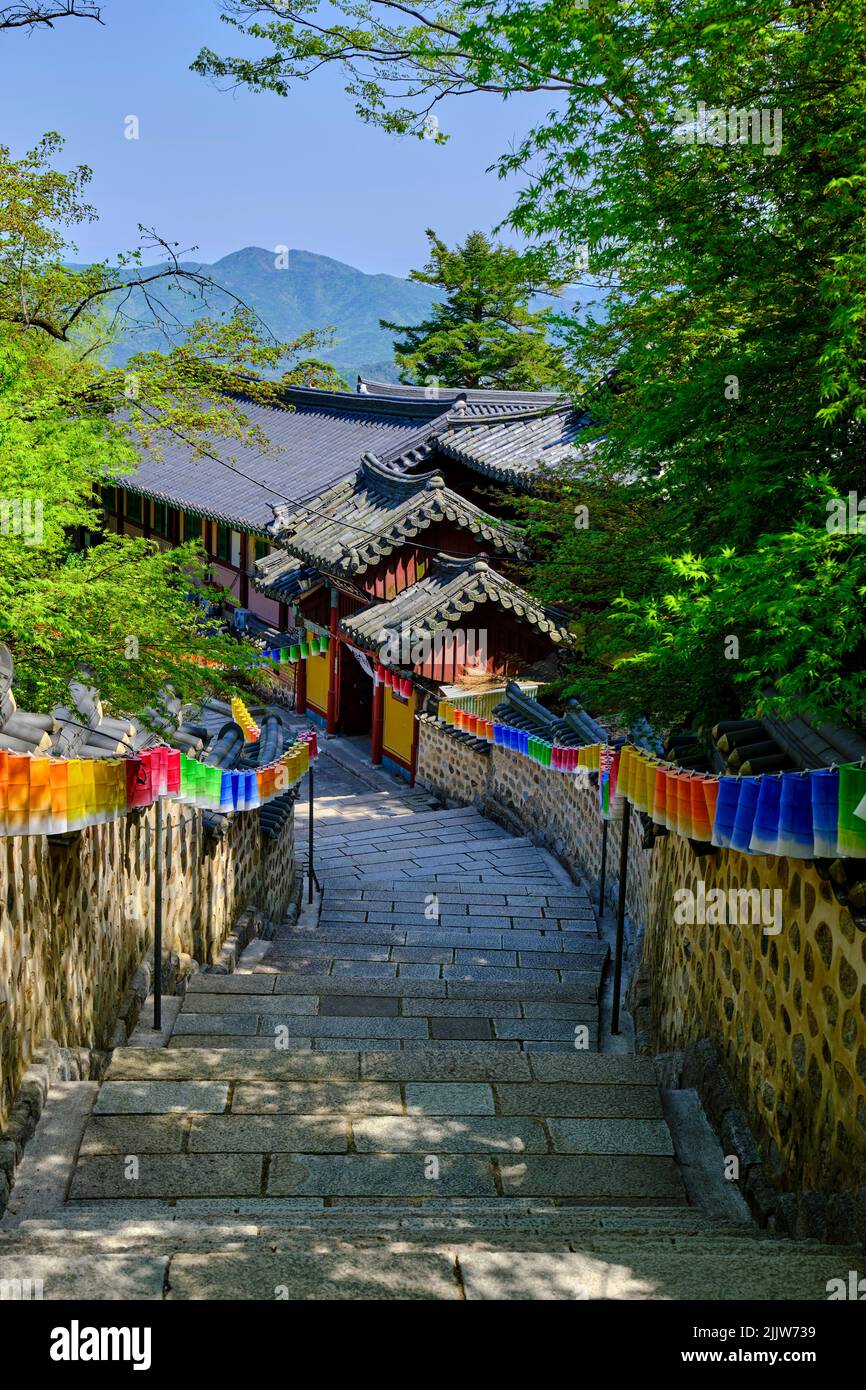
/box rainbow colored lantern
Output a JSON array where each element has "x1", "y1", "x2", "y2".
[
  {"x1": 689, "y1": 776, "x2": 713, "y2": 842},
  {"x1": 810, "y1": 768, "x2": 839, "y2": 858},
  {"x1": 711, "y1": 776, "x2": 740, "y2": 849},
  {"x1": 749, "y1": 775, "x2": 783, "y2": 856},
  {"x1": 649, "y1": 765, "x2": 667, "y2": 827},
  {"x1": 837, "y1": 765, "x2": 866, "y2": 857},
  {"x1": 776, "y1": 772, "x2": 814, "y2": 859},
  {"x1": 730, "y1": 776, "x2": 760, "y2": 854}
]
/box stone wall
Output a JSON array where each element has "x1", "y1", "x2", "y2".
[
  {"x1": 0, "y1": 804, "x2": 297, "y2": 1125},
  {"x1": 416, "y1": 719, "x2": 491, "y2": 809},
  {"x1": 416, "y1": 717, "x2": 866, "y2": 1193},
  {"x1": 643, "y1": 832, "x2": 866, "y2": 1192},
  {"x1": 417, "y1": 717, "x2": 648, "y2": 921}
]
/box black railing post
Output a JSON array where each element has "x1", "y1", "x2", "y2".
[
  {"x1": 308, "y1": 765, "x2": 315, "y2": 904},
  {"x1": 610, "y1": 798, "x2": 631, "y2": 1035},
  {"x1": 153, "y1": 796, "x2": 163, "y2": 1031},
  {"x1": 598, "y1": 819, "x2": 609, "y2": 917}
]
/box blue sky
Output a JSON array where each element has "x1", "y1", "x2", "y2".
[{"x1": 0, "y1": 0, "x2": 551, "y2": 277}]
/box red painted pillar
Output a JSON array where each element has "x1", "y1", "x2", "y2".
[
  {"x1": 326, "y1": 589, "x2": 340, "y2": 735},
  {"x1": 408, "y1": 689, "x2": 420, "y2": 786},
  {"x1": 371, "y1": 673, "x2": 384, "y2": 765},
  {"x1": 295, "y1": 649, "x2": 307, "y2": 715},
  {"x1": 240, "y1": 532, "x2": 250, "y2": 607}
]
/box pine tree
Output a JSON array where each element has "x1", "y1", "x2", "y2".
[{"x1": 381, "y1": 230, "x2": 566, "y2": 391}]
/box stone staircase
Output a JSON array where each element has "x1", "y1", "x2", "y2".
[{"x1": 0, "y1": 755, "x2": 859, "y2": 1299}]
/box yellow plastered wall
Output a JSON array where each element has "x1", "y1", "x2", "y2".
[
  {"x1": 305, "y1": 650, "x2": 330, "y2": 715},
  {"x1": 383, "y1": 687, "x2": 416, "y2": 766}
]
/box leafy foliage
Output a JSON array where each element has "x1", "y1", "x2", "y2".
[
  {"x1": 0, "y1": 135, "x2": 326, "y2": 714},
  {"x1": 199, "y1": 1, "x2": 866, "y2": 726}
]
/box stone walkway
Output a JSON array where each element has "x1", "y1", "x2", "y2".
[{"x1": 0, "y1": 736, "x2": 859, "y2": 1299}]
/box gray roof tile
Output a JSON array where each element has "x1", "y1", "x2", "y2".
[
  {"x1": 115, "y1": 389, "x2": 442, "y2": 532},
  {"x1": 264, "y1": 454, "x2": 527, "y2": 576},
  {"x1": 340, "y1": 555, "x2": 571, "y2": 651}
]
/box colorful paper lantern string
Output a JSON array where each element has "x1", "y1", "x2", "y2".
[
  {"x1": 486, "y1": 720, "x2": 866, "y2": 863},
  {"x1": 0, "y1": 731, "x2": 318, "y2": 838}
]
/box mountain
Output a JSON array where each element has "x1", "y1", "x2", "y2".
[{"x1": 99, "y1": 246, "x2": 440, "y2": 384}]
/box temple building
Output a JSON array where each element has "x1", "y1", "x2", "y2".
[{"x1": 102, "y1": 376, "x2": 586, "y2": 778}]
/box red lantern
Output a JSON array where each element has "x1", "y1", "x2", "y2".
[
  {"x1": 400, "y1": 677, "x2": 413, "y2": 699},
  {"x1": 166, "y1": 747, "x2": 181, "y2": 794},
  {"x1": 151, "y1": 746, "x2": 168, "y2": 797},
  {"x1": 125, "y1": 754, "x2": 153, "y2": 809}
]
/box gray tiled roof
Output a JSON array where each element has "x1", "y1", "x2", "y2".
[
  {"x1": 340, "y1": 554, "x2": 571, "y2": 651},
  {"x1": 113, "y1": 381, "x2": 593, "y2": 534},
  {"x1": 357, "y1": 376, "x2": 562, "y2": 411},
  {"x1": 265, "y1": 454, "x2": 527, "y2": 577},
  {"x1": 254, "y1": 552, "x2": 324, "y2": 603},
  {"x1": 704, "y1": 714, "x2": 866, "y2": 776},
  {"x1": 362, "y1": 390, "x2": 593, "y2": 487},
  {"x1": 114, "y1": 389, "x2": 443, "y2": 532},
  {"x1": 436, "y1": 405, "x2": 593, "y2": 488}
]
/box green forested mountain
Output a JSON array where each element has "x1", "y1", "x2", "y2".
[{"x1": 95, "y1": 245, "x2": 440, "y2": 384}]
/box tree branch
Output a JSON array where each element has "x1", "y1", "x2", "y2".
[{"x1": 0, "y1": 2, "x2": 102, "y2": 30}]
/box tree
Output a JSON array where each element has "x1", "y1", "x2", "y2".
[
  {"x1": 380, "y1": 229, "x2": 566, "y2": 390},
  {"x1": 0, "y1": 135, "x2": 329, "y2": 713},
  {"x1": 196, "y1": 1, "x2": 866, "y2": 726}
]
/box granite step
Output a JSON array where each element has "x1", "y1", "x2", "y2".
[
  {"x1": 5, "y1": 1202, "x2": 732, "y2": 1237},
  {"x1": 0, "y1": 1233, "x2": 857, "y2": 1300},
  {"x1": 197, "y1": 976, "x2": 602, "y2": 1003},
  {"x1": 106, "y1": 1048, "x2": 641, "y2": 1082},
  {"x1": 280, "y1": 924, "x2": 601, "y2": 949},
  {"x1": 325, "y1": 879, "x2": 591, "y2": 895},
  {"x1": 66, "y1": 1153, "x2": 686, "y2": 1202},
  {"x1": 263, "y1": 957, "x2": 605, "y2": 986},
  {"x1": 66, "y1": 1112, "x2": 673, "y2": 1158},
  {"x1": 178, "y1": 991, "x2": 594, "y2": 1020},
  {"x1": 173, "y1": 1003, "x2": 598, "y2": 1049}
]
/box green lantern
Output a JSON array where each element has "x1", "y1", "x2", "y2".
[
  {"x1": 180, "y1": 755, "x2": 194, "y2": 800},
  {"x1": 300, "y1": 642, "x2": 310, "y2": 660},
  {"x1": 205, "y1": 764, "x2": 223, "y2": 809},
  {"x1": 289, "y1": 644, "x2": 300, "y2": 662}
]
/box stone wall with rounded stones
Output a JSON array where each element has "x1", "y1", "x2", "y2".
[
  {"x1": 416, "y1": 720, "x2": 649, "y2": 921},
  {"x1": 643, "y1": 832, "x2": 866, "y2": 1192},
  {"x1": 416, "y1": 718, "x2": 493, "y2": 809},
  {"x1": 416, "y1": 717, "x2": 866, "y2": 1192},
  {"x1": 0, "y1": 803, "x2": 297, "y2": 1126}
]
